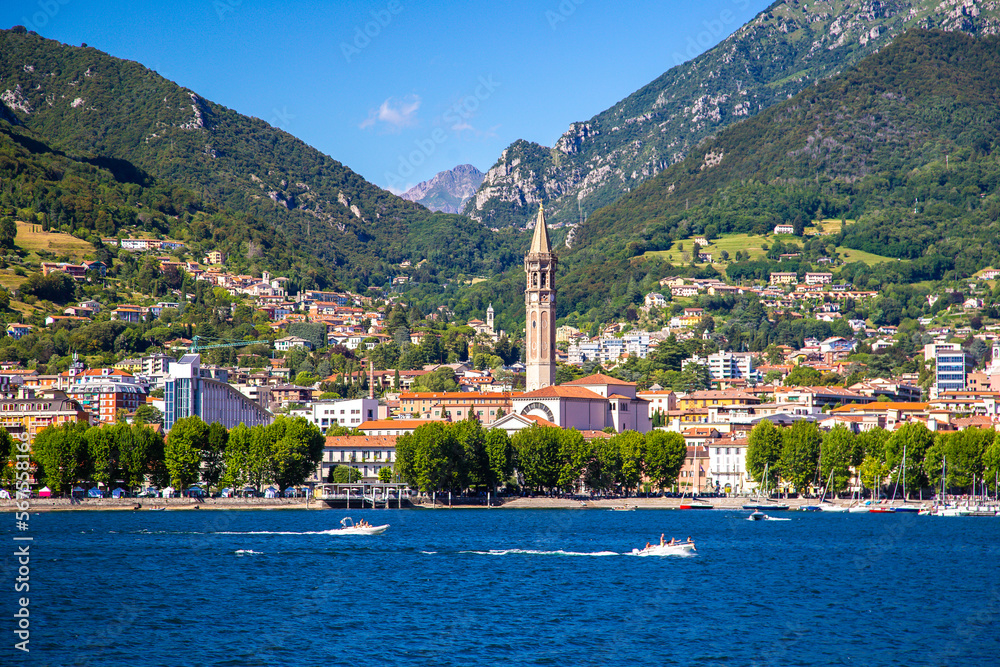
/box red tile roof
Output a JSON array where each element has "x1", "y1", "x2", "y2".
[{"x1": 564, "y1": 373, "x2": 636, "y2": 386}]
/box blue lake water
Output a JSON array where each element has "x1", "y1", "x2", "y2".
[{"x1": 4, "y1": 507, "x2": 999, "y2": 666}]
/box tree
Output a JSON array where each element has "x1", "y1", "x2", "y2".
[
  {"x1": 0, "y1": 430, "x2": 25, "y2": 489},
  {"x1": 588, "y1": 437, "x2": 623, "y2": 493},
  {"x1": 294, "y1": 371, "x2": 319, "y2": 387},
  {"x1": 33, "y1": 421, "x2": 91, "y2": 494},
  {"x1": 268, "y1": 416, "x2": 325, "y2": 490},
  {"x1": 202, "y1": 422, "x2": 229, "y2": 489},
  {"x1": 377, "y1": 466, "x2": 393, "y2": 483},
  {"x1": 485, "y1": 428, "x2": 514, "y2": 491},
  {"x1": 453, "y1": 416, "x2": 487, "y2": 491},
  {"x1": 746, "y1": 420, "x2": 783, "y2": 492},
  {"x1": 512, "y1": 426, "x2": 563, "y2": 492},
  {"x1": 86, "y1": 425, "x2": 121, "y2": 488},
  {"x1": 780, "y1": 420, "x2": 822, "y2": 494},
  {"x1": 644, "y1": 430, "x2": 686, "y2": 490},
  {"x1": 925, "y1": 428, "x2": 992, "y2": 493},
  {"x1": 221, "y1": 423, "x2": 253, "y2": 490},
  {"x1": 119, "y1": 423, "x2": 165, "y2": 490},
  {"x1": 612, "y1": 431, "x2": 646, "y2": 495},
  {"x1": 556, "y1": 429, "x2": 591, "y2": 493},
  {"x1": 164, "y1": 416, "x2": 209, "y2": 489},
  {"x1": 395, "y1": 422, "x2": 459, "y2": 494},
  {"x1": 820, "y1": 425, "x2": 855, "y2": 495},
  {"x1": 0, "y1": 216, "x2": 16, "y2": 249},
  {"x1": 885, "y1": 422, "x2": 934, "y2": 493},
  {"x1": 133, "y1": 404, "x2": 163, "y2": 425},
  {"x1": 331, "y1": 465, "x2": 361, "y2": 483},
  {"x1": 784, "y1": 366, "x2": 822, "y2": 386}
]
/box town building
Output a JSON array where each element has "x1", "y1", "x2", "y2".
[
  {"x1": 0, "y1": 388, "x2": 91, "y2": 445},
  {"x1": 290, "y1": 398, "x2": 378, "y2": 431},
  {"x1": 314, "y1": 435, "x2": 397, "y2": 483},
  {"x1": 163, "y1": 355, "x2": 271, "y2": 431},
  {"x1": 934, "y1": 347, "x2": 968, "y2": 398}
]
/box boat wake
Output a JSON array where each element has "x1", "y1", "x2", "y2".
[
  {"x1": 461, "y1": 549, "x2": 619, "y2": 557},
  {"x1": 234, "y1": 549, "x2": 263, "y2": 556}
]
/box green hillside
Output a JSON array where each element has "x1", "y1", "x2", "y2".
[
  {"x1": 464, "y1": 0, "x2": 1000, "y2": 232},
  {"x1": 0, "y1": 27, "x2": 524, "y2": 291},
  {"x1": 553, "y1": 29, "x2": 1000, "y2": 315}
]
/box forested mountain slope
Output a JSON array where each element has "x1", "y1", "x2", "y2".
[
  {"x1": 0, "y1": 27, "x2": 522, "y2": 290},
  {"x1": 465, "y1": 0, "x2": 1000, "y2": 235},
  {"x1": 555, "y1": 29, "x2": 1000, "y2": 315}
]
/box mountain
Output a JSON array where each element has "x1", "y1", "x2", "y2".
[
  {"x1": 553, "y1": 29, "x2": 1000, "y2": 315},
  {"x1": 464, "y1": 0, "x2": 1000, "y2": 235},
  {"x1": 400, "y1": 164, "x2": 484, "y2": 214},
  {"x1": 0, "y1": 27, "x2": 522, "y2": 291}
]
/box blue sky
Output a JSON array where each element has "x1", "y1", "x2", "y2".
[{"x1": 3, "y1": 0, "x2": 770, "y2": 193}]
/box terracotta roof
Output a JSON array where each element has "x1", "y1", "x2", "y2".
[
  {"x1": 324, "y1": 435, "x2": 398, "y2": 447},
  {"x1": 564, "y1": 373, "x2": 635, "y2": 386},
  {"x1": 519, "y1": 386, "x2": 605, "y2": 400},
  {"x1": 831, "y1": 402, "x2": 929, "y2": 413},
  {"x1": 358, "y1": 420, "x2": 434, "y2": 429},
  {"x1": 523, "y1": 414, "x2": 559, "y2": 428}
]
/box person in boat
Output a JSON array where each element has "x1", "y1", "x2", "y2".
[
  {"x1": 660, "y1": 533, "x2": 665, "y2": 546},
  {"x1": 645, "y1": 541, "x2": 651, "y2": 550}
]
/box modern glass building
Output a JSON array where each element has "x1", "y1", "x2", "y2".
[
  {"x1": 934, "y1": 348, "x2": 968, "y2": 396},
  {"x1": 164, "y1": 354, "x2": 272, "y2": 431}
]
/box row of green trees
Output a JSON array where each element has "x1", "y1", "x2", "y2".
[
  {"x1": 746, "y1": 420, "x2": 1000, "y2": 497},
  {"x1": 395, "y1": 419, "x2": 689, "y2": 496},
  {"x1": 11, "y1": 415, "x2": 324, "y2": 494}
]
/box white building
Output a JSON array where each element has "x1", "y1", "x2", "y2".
[
  {"x1": 289, "y1": 398, "x2": 378, "y2": 432},
  {"x1": 512, "y1": 373, "x2": 651, "y2": 434},
  {"x1": 707, "y1": 435, "x2": 750, "y2": 494}
]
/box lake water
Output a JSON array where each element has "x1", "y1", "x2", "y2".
[{"x1": 5, "y1": 507, "x2": 999, "y2": 666}]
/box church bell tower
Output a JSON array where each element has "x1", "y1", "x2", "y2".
[{"x1": 525, "y1": 205, "x2": 556, "y2": 391}]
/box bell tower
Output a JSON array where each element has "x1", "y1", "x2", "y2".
[{"x1": 525, "y1": 205, "x2": 556, "y2": 391}]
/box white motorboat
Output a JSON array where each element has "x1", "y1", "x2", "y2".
[
  {"x1": 331, "y1": 517, "x2": 389, "y2": 535},
  {"x1": 818, "y1": 504, "x2": 849, "y2": 512},
  {"x1": 632, "y1": 540, "x2": 696, "y2": 556},
  {"x1": 749, "y1": 511, "x2": 768, "y2": 521}
]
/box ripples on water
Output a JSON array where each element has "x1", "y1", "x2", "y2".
[{"x1": 5, "y1": 509, "x2": 999, "y2": 666}]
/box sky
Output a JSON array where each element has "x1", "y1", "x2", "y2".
[{"x1": 2, "y1": 0, "x2": 771, "y2": 193}]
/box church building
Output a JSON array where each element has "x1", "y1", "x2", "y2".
[{"x1": 499, "y1": 206, "x2": 651, "y2": 434}]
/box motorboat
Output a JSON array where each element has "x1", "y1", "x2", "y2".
[
  {"x1": 632, "y1": 540, "x2": 696, "y2": 556},
  {"x1": 331, "y1": 517, "x2": 389, "y2": 535},
  {"x1": 818, "y1": 504, "x2": 849, "y2": 513},
  {"x1": 742, "y1": 503, "x2": 790, "y2": 511},
  {"x1": 749, "y1": 511, "x2": 768, "y2": 521},
  {"x1": 679, "y1": 502, "x2": 714, "y2": 510}
]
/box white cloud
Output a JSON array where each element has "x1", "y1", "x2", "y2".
[{"x1": 359, "y1": 95, "x2": 421, "y2": 132}]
